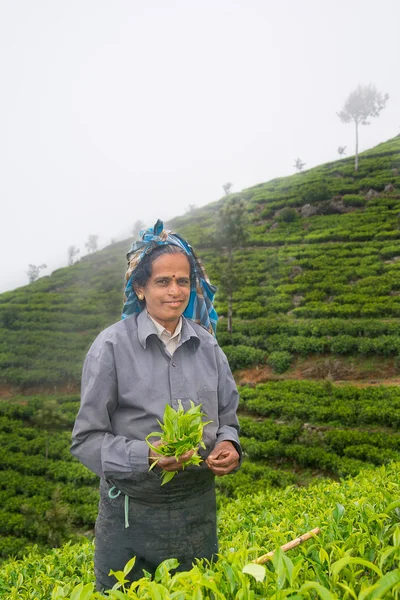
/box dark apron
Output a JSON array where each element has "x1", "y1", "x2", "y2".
[{"x1": 94, "y1": 470, "x2": 217, "y2": 591}]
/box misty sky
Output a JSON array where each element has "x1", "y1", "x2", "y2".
[{"x1": 1, "y1": 0, "x2": 399, "y2": 293}]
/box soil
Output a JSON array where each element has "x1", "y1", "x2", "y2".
[
  {"x1": 235, "y1": 355, "x2": 400, "y2": 388},
  {"x1": 1, "y1": 356, "x2": 399, "y2": 399},
  {"x1": 0, "y1": 382, "x2": 79, "y2": 399}
]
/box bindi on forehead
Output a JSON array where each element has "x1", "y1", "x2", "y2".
[{"x1": 154, "y1": 274, "x2": 185, "y2": 281}]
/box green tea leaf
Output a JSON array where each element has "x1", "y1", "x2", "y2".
[
  {"x1": 299, "y1": 581, "x2": 335, "y2": 600},
  {"x1": 123, "y1": 556, "x2": 136, "y2": 576},
  {"x1": 146, "y1": 400, "x2": 212, "y2": 484},
  {"x1": 332, "y1": 503, "x2": 345, "y2": 523},
  {"x1": 242, "y1": 563, "x2": 266, "y2": 582},
  {"x1": 69, "y1": 583, "x2": 83, "y2": 600},
  {"x1": 386, "y1": 499, "x2": 400, "y2": 513},
  {"x1": 331, "y1": 556, "x2": 383, "y2": 578},
  {"x1": 358, "y1": 569, "x2": 400, "y2": 600},
  {"x1": 393, "y1": 524, "x2": 400, "y2": 547},
  {"x1": 319, "y1": 548, "x2": 329, "y2": 564},
  {"x1": 108, "y1": 590, "x2": 131, "y2": 600},
  {"x1": 336, "y1": 582, "x2": 357, "y2": 600},
  {"x1": 154, "y1": 558, "x2": 180, "y2": 584},
  {"x1": 161, "y1": 470, "x2": 176, "y2": 485}
]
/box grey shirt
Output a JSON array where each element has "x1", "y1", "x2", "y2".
[{"x1": 71, "y1": 310, "x2": 241, "y2": 481}]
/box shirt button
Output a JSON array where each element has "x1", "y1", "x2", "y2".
[{"x1": 172, "y1": 362, "x2": 176, "y2": 367}]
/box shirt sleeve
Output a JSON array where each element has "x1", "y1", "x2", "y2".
[
  {"x1": 216, "y1": 346, "x2": 242, "y2": 463},
  {"x1": 70, "y1": 340, "x2": 150, "y2": 479}
]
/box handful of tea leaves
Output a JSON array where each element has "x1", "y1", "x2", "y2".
[{"x1": 146, "y1": 400, "x2": 212, "y2": 485}]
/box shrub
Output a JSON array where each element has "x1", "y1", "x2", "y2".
[
  {"x1": 267, "y1": 351, "x2": 293, "y2": 373},
  {"x1": 222, "y1": 345, "x2": 265, "y2": 370},
  {"x1": 300, "y1": 182, "x2": 331, "y2": 204},
  {"x1": 277, "y1": 207, "x2": 298, "y2": 223},
  {"x1": 342, "y1": 194, "x2": 367, "y2": 207}
]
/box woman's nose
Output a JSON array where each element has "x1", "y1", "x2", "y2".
[{"x1": 168, "y1": 280, "x2": 180, "y2": 295}]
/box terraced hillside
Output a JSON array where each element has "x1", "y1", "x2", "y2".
[
  {"x1": 1, "y1": 136, "x2": 399, "y2": 389},
  {"x1": 1, "y1": 136, "x2": 400, "y2": 563},
  {"x1": 173, "y1": 135, "x2": 400, "y2": 382}
]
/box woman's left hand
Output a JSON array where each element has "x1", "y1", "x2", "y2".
[{"x1": 206, "y1": 441, "x2": 240, "y2": 476}]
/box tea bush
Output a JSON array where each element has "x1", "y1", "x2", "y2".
[
  {"x1": 221, "y1": 345, "x2": 265, "y2": 370},
  {"x1": 267, "y1": 350, "x2": 293, "y2": 373},
  {"x1": 1, "y1": 462, "x2": 399, "y2": 599}
]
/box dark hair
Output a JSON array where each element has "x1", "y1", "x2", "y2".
[{"x1": 132, "y1": 245, "x2": 195, "y2": 291}]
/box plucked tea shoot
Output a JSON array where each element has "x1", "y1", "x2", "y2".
[{"x1": 146, "y1": 400, "x2": 212, "y2": 485}]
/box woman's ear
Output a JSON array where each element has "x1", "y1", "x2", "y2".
[{"x1": 134, "y1": 286, "x2": 145, "y2": 301}]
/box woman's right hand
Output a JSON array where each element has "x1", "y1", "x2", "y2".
[{"x1": 148, "y1": 439, "x2": 194, "y2": 472}]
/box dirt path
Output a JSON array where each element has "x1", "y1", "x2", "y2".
[
  {"x1": 236, "y1": 357, "x2": 400, "y2": 388},
  {"x1": 0, "y1": 382, "x2": 79, "y2": 399},
  {"x1": 1, "y1": 357, "x2": 399, "y2": 399}
]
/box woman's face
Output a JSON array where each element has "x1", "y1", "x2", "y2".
[{"x1": 136, "y1": 252, "x2": 191, "y2": 333}]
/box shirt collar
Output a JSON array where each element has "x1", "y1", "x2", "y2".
[
  {"x1": 148, "y1": 313, "x2": 182, "y2": 340},
  {"x1": 137, "y1": 309, "x2": 199, "y2": 350}
]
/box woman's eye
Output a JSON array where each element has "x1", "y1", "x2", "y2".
[{"x1": 178, "y1": 279, "x2": 190, "y2": 286}]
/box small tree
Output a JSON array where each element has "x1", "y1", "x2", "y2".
[
  {"x1": 294, "y1": 158, "x2": 306, "y2": 172},
  {"x1": 26, "y1": 264, "x2": 47, "y2": 283},
  {"x1": 85, "y1": 234, "x2": 99, "y2": 253},
  {"x1": 214, "y1": 197, "x2": 249, "y2": 334},
  {"x1": 131, "y1": 219, "x2": 145, "y2": 239},
  {"x1": 337, "y1": 84, "x2": 389, "y2": 171},
  {"x1": 222, "y1": 182, "x2": 233, "y2": 196},
  {"x1": 278, "y1": 207, "x2": 298, "y2": 223},
  {"x1": 337, "y1": 145, "x2": 347, "y2": 157},
  {"x1": 185, "y1": 204, "x2": 196, "y2": 214},
  {"x1": 67, "y1": 245, "x2": 80, "y2": 266}
]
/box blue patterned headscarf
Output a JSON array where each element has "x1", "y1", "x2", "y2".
[{"x1": 122, "y1": 219, "x2": 218, "y2": 336}]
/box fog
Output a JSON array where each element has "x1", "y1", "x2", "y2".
[{"x1": 1, "y1": 0, "x2": 399, "y2": 293}]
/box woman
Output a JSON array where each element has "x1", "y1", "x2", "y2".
[{"x1": 71, "y1": 219, "x2": 241, "y2": 591}]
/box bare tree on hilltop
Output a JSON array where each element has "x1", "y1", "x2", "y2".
[
  {"x1": 337, "y1": 146, "x2": 347, "y2": 157},
  {"x1": 67, "y1": 245, "x2": 80, "y2": 266},
  {"x1": 85, "y1": 234, "x2": 99, "y2": 254},
  {"x1": 222, "y1": 182, "x2": 233, "y2": 196},
  {"x1": 131, "y1": 219, "x2": 145, "y2": 239},
  {"x1": 294, "y1": 158, "x2": 306, "y2": 172},
  {"x1": 26, "y1": 264, "x2": 47, "y2": 283},
  {"x1": 337, "y1": 84, "x2": 389, "y2": 171}
]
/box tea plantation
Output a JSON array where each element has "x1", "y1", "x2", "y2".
[
  {"x1": 0, "y1": 136, "x2": 400, "y2": 597},
  {"x1": 1, "y1": 137, "x2": 400, "y2": 385},
  {"x1": 1, "y1": 463, "x2": 399, "y2": 598}
]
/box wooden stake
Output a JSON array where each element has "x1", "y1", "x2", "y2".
[{"x1": 252, "y1": 527, "x2": 321, "y2": 565}]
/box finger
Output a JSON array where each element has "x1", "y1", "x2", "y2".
[
  {"x1": 209, "y1": 462, "x2": 239, "y2": 476},
  {"x1": 207, "y1": 452, "x2": 238, "y2": 468},
  {"x1": 207, "y1": 453, "x2": 239, "y2": 468},
  {"x1": 158, "y1": 456, "x2": 181, "y2": 468},
  {"x1": 207, "y1": 450, "x2": 228, "y2": 463},
  {"x1": 161, "y1": 462, "x2": 183, "y2": 472},
  {"x1": 159, "y1": 451, "x2": 195, "y2": 470},
  {"x1": 177, "y1": 449, "x2": 195, "y2": 463}
]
